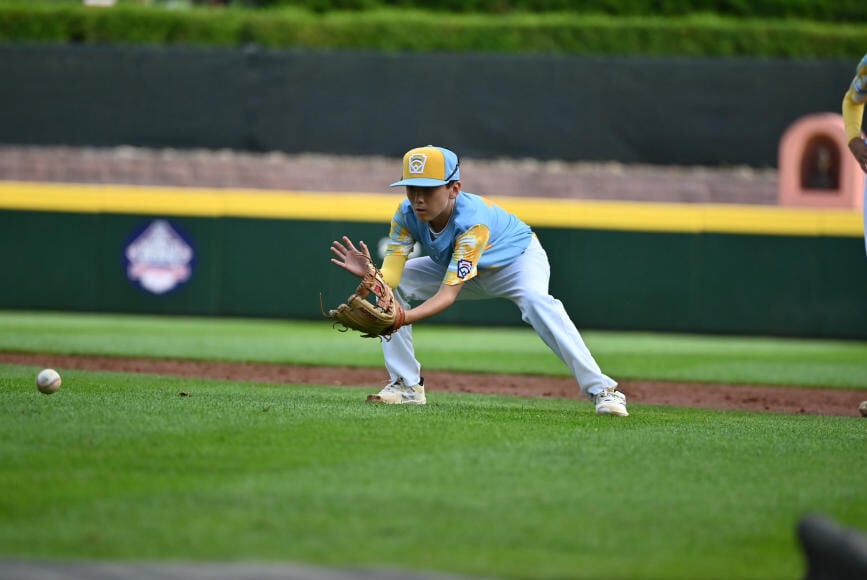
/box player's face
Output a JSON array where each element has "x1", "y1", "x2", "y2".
[{"x1": 406, "y1": 182, "x2": 458, "y2": 226}]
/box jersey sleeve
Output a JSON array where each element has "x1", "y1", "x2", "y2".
[
  {"x1": 843, "y1": 54, "x2": 867, "y2": 140},
  {"x1": 380, "y1": 204, "x2": 415, "y2": 288},
  {"x1": 443, "y1": 224, "x2": 491, "y2": 286},
  {"x1": 380, "y1": 253, "x2": 408, "y2": 289},
  {"x1": 384, "y1": 205, "x2": 415, "y2": 258}
]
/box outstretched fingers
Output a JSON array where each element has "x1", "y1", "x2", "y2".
[
  {"x1": 330, "y1": 236, "x2": 372, "y2": 278},
  {"x1": 358, "y1": 239, "x2": 372, "y2": 261}
]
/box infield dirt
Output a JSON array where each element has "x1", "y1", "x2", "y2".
[{"x1": 1, "y1": 352, "x2": 863, "y2": 417}]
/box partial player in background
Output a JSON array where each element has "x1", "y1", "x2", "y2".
[
  {"x1": 842, "y1": 53, "x2": 867, "y2": 254},
  {"x1": 329, "y1": 145, "x2": 628, "y2": 416}
]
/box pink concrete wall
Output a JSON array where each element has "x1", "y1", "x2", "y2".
[{"x1": 778, "y1": 113, "x2": 864, "y2": 209}]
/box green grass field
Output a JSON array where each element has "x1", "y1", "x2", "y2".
[
  {"x1": 1, "y1": 310, "x2": 866, "y2": 579},
  {"x1": 2, "y1": 311, "x2": 866, "y2": 388}
]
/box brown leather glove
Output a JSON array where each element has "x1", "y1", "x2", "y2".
[{"x1": 323, "y1": 261, "x2": 405, "y2": 339}]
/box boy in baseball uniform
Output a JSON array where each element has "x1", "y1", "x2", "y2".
[
  {"x1": 842, "y1": 53, "x2": 867, "y2": 254},
  {"x1": 330, "y1": 145, "x2": 627, "y2": 416}
]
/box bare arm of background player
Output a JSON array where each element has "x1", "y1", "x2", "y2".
[
  {"x1": 842, "y1": 67, "x2": 867, "y2": 172},
  {"x1": 848, "y1": 137, "x2": 867, "y2": 173}
]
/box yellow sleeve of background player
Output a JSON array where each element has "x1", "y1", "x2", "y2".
[
  {"x1": 380, "y1": 253, "x2": 408, "y2": 290},
  {"x1": 843, "y1": 55, "x2": 867, "y2": 141},
  {"x1": 843, "y1": 91, "x2": 865, "y2": 141}
]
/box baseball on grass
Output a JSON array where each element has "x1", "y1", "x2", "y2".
[
  {"x1": 36, "y1": 368, "x2": 62, "y2": 395},
  {"x1": 859, "y1": 401, "x2": 867, "y2": 418}
]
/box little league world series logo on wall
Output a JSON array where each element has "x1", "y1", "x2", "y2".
[{"x1": 124, "y1": 219, "x2": 194, "y2": 295}]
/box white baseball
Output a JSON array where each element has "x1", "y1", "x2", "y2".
[{"x1": 36, "y1": 368, "x2": 62, "y2": 395}]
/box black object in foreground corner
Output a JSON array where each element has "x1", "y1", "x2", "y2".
[{"x1": 798, "y1": 513, "x2": 867, "y2": 580}]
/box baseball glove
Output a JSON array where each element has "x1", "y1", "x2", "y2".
[{"x1": 323, "y1": 261, "x2": 405, "y2": 339}]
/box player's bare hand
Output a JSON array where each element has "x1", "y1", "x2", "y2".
[
  {"x1": 330, "y1": 236, "x2": 373, "y2": 279},
  {"x1": 848, "y1": 137, "x2": 867, "y2": 172}
]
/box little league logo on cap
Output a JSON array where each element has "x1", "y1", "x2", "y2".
[
  {"x1": 407, "y1": 153, "x2": 429, "y2": 175},
  {"x1": 390, "y1": 145, "x2": 460, "y2": 187}
]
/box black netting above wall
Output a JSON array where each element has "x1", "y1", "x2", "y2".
[{"x1": 0, "y1": 44, "x2": 854, "y2": 167}]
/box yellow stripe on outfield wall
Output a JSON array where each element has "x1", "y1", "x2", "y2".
[
  {"x1": 0, "y1": 181, "x2": 861, "y2": 237},
  {"x1": 0, "y1": 181, "x2": 399, "y2": 221},
  {"x1": 493, "y1": 196, "x2": 863, "y2": 236}
]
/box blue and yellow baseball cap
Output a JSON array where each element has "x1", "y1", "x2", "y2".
[{"x1": 390, "y1": 145, "x2": 460, "y2": 187}]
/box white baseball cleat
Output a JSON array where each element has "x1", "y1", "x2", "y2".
[
  {"x1": 366, "y1": 378, "x2": 426, "y2": 405},
  {"x1": 594, "y1": 388, "x2": 629, "y2": 416}
]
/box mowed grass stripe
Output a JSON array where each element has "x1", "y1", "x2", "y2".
[
  {"x1": 1, "y1": 366, "x2": 865, "y2": 579},
  {"x1": 1, "y1": 311, "x2": 866, "y2": 388}
]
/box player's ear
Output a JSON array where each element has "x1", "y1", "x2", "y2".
[{"x1": 449, "y1": 180, "x2": 461, "y2": 198}]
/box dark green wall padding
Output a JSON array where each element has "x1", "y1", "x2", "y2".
[{"x1": 2, "y1": 210, "x2": 865, "y2": 339}]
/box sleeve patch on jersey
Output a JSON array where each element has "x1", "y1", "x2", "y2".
[{"x1": 457, "y1": 259, "x2": 473, "y2": 279}]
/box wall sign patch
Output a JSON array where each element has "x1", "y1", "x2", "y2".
[{"x1": 125, "y1": 220, "x2": 194, "y2": 295}]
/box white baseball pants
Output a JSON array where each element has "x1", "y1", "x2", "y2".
[{"x1": 382, "y1": 235, "x2": 617, "y2": 398}]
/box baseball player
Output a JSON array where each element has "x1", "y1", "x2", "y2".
[
  {"x1": 330, "y1": 145, "x2": 628, "y2": 416},
  {"x1": 842, "y1": 53, "x2": 867, "y2": 254}
]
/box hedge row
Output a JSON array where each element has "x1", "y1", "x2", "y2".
[
  {"x1": 243, "y1": 0, "x2": 866, "y2": 22},
  {"x1": 2, "y1": 5, "x2": 866, "y2": 58},
  {"x1": 209, "y1": 0, "x2": 867, "y2": 22},
  {"x1": 28, "y1": 0, "x2": 867, "y2": 21}
]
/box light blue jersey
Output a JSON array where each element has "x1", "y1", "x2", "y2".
[{"x1": 386, "y1": 192, "x2": 533, "y2": 285}]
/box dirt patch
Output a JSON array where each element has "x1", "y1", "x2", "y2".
[{"x1": 3, "y1": 352, "x2": 864, "y2": 418}]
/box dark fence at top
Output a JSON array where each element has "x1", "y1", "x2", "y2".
[{"x1": 0, "y1": 44, "x2": 855, "y2": 167}]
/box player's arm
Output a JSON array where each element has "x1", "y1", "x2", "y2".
[
  {"x1": 380, "y1": 253, "x2": 408, "y2": 289},
  {"x1": 380, "y1": 210, "x2": 414, "y2": 288},
  {"x1": 403, "y1": 224, "x2": 490, "y2": 325},
  {"x1": 403, "y1": 283, "x2": 462, "y2": 325},
  {"x1": 843, "y1": 94, "x2": 867, "y2": 171},
  {"x1": 843, "y1": 55, "x2": 867, "y2": 172}
]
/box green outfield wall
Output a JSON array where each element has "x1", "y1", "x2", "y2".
[{"x1": 1, "y1": 182, "x2": 864, "y2": 338}]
